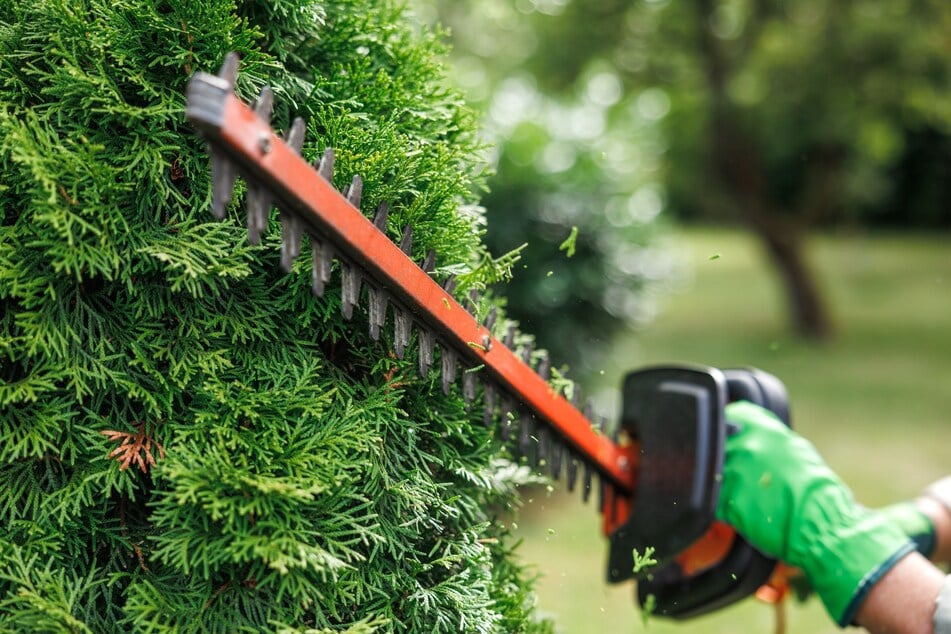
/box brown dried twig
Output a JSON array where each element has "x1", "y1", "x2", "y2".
[{"x1": 101, "y1": 422, "x2": 166, "y2": 473}]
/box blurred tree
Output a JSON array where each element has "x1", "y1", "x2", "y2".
[
  {"x1": 415, "y1": 0, "x2": 677, "y2": 375},
  {"x1": 422, "y1": 0, "x2": 951, "y2": 341}
]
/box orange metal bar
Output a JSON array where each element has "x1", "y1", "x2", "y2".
[{"x1": 188, "y1": 77, "x2": 637, "y2": 496}]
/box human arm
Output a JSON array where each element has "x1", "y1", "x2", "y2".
[{"x1": 853, "y1": 551, "x2": 946, "y2": 634}]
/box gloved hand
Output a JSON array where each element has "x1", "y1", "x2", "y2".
[
  {"x1": 879, "y1": 501, "x2": 936, "y2": 558},
  {"x1": 715, "y1": 401, "x2": 915, "y2": 626}
]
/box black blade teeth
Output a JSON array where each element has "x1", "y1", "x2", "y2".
[
  {"x1": 372, "y1": 202, "x2": 389, "y2": 232},
  {"x1": 483, "y1": 306, "x2": 497, "y2": 332},
  {"x1": 499, "y1": 398, "x2": 515, "y2": 440},
  {"x1": 422, "y1": 249, "x2": 436, "y2": 274},
  {"x1": 340, "y1": 262, "x2": 362, "y2": 320},
  {"x1": 284, "y1": 117, "x2": 306, "y2": 153},
  {"x1": 394, "y1": 308, "x2": 412, "y2": 359},
  {"x1": 462, "y1": 370, "x2": 478, "y2": 403},
  {"x1": 418, "y1": 328, "x2": 435, "y2": 377},
  {"x1": 218, "y1": 51, "x2": 239, "y2": 88},
  {"x1": 466, "y1": 289, "x2": 480, "y2": 313},
  {"x1": 503, "y1": 324, "x2": 516, "y2": 349},
  {"x1": 368, "y1": 286, "x2": 388, "y2": 340},
  {"x1": 317, "y1": 148, "x2": 335, "y2": 181},
  {"x1": 311, "y1": 238, "x2": 334, "y2": 297},
  {"x1": 399, "y1": 225, "x2": 414, "y2": 256},
  {"x1": 245, "y1": 181, "x2": 271, "y2": 244},
  {"x1": 571, "y1": 382, "x2": 582, "y2": 408},
  {"x1": 549, "y1": 437, "x2": 564, "y2": 479},
  {"x1": 521, "y1": 341, "x2": 534, "y2": 366},
  {"x1": 482, "y1": 382, "x2": 497, "y2": 425},
  {"x1": 537, "y1": 353, "x2": 551, "y2": 381},
  {"x1": 210, "y1": 147, "x2": 237, "y2": 220},
  {"x1": 253, "y1": 86, "x2": 274, "y2": 121},
  {"x1": 345, "y1": 175, "x2": 363, "y2": 208},
  {"x1": 582, "y1": 458, "x2": 594, "y2": 503},
  {"x1": 566, "y1": 452, "x2": 579, "y2": 492},
  {"x1": 535, "y1": 424, "x2": 549, "y2": 468},
  {"x1": 442, "y1": 275, "x2": 457, "y2": 296},
  {"x1": 279, "y1": 211, "x2": 302, "y2": 271},
  {"x1": 440, "y1": 345, "x2": 458, "y2": 396},
  {"x1": 518, "y1": 414, "x2": 535, "y2": 464}
]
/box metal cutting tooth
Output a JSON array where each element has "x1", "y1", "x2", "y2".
[
  {"x1": 284, "y1": 117, "x2": 305, "y2": 152},
  {"x1": 399, "y1": 225, "x2": 413, "y2": 256},
  {"x1": 549, "y1": 438, "x2": 564, "y2": 479},
  {"x1": 466, "y1": 289, "x2": 480, "y2": 314},
  {"x1": 253, "y1": 86, "x2": 274, "y2": 121},
  {"x1": 311, "y1": 237, "x2": 334, "y2": 297},
  {"x1": 521, "y1": 341, "x2": 534, "y2": 367},
  {"x1": 341, "y1": 262, "x2": 362, "y2": 319},
  {"x1": 484, "y1": 306, "x2": 497, "y2": 332},
  {"x1": 537, "y1": 353, "x2": 551, "y2": 381},
  {"x1": 440, "y1": 345, "x2": 458, "y2": 395},
  {"x1": 394, "y1": 308, "x2": 412, "y2": 359},
  {"x1": 536, "y1": 424, "x2": 549, "y2": 467},
  {"x1": 418, "y1": 328, "x2": 435, "y2": 377},
  {"x1": 566, "y1": 452, "x2": 579, "y2": 492},
  {"x1": 246, "y1": 182, "x2": 271, "y2": 244},
  {"x1": 279, "y1": 211, "x2": 302, "y2": 271},
  {"x1": 218, "y1": 51, "x2": 239, "y2": 87},
  {"x1": 499, "y1": 397, "x2": 515, "y2": 440},
  {"x1": 442, "y1": 276, "x2": 457, "y2": 296},
  {"x1": 462, "y1": 371, "x2": 478, "y2": 402},
  {"x1": 482, "y1": 382, "x2": 497, "y2": 425},
  {"x1": 421, "y1": 250, "x2": 436, "y2": 274},
  {"x1": 279, "y1": 118, "x2": 307, "y2": 270},
  {"x1": 317, "y1": 148, "x2": 335, "y2": 181},
  {"x1": 344, "y1": 175, "x2": 363, "y2": 208},
  {"x1": 582, "y1": 459, "x2": 594, "y2": 503},
  {"x1": 503, "y1": 324, "x2": 516, "y2": 349},
  {"x1": 518, "y1": 414, "x2": 535, "y2": 464},
  {"x1": 368, "y1": 286, "x2": 388, "y2": 340},
  {"x1": 372, "y1": 202, "x2": 389, "y2": 232},
  {"x1": 571, "y1": 382, "x2": 582, "y2": 408},
  {"x1": 210, "y1": 147, "x2": 237, "y2": 220},
  {"x1": 583, "y1": 399, "x2": 596, "y2": 428}
]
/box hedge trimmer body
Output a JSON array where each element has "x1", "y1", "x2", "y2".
[{"x1": 186, "y1": 54, "x2": 791, "y2": 619}]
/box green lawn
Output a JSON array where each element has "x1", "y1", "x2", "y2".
[{"x1": 515, "y1": 226, "x2": 951, "y2": 633}]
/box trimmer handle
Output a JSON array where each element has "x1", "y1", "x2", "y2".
[{"x1": 606, "y1": 365, "x2": 792, "y2": 618}]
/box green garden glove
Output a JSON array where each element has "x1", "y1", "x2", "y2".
[
  {"x1": 715, "y1": 401, "x2": 915, "y2": 626},
  {"x1": 879, "y1": 501, "x2": 936, "y2": 558}
]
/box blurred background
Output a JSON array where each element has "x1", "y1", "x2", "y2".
[{"x1": 412, "y1": 1, "x2": 951, "y2": 631}]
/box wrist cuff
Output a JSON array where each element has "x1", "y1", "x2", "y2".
[{"x1": 838, "y1": 541, "x2": 915, "y2": 627}]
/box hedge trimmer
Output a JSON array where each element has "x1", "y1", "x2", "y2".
[{"x1": 186, "y1": 53, "x2": 793, "y2": 619}]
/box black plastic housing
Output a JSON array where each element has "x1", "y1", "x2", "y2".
[
  {"x1": 606, "y1": 365, "x2": 728, "y2": 583},
  {"x1": 606, "y1": 365, "x2": 792, "y2": 619}
]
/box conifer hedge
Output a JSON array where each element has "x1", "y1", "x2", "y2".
[{"x1": 0, "y1": 1, "x2": 551, "y2": 631}]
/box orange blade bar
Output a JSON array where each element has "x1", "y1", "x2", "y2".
[{"x1": 186, "y1": 70, "x2": 637, "y2": 496}]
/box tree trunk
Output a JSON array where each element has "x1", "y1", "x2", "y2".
[
  {"x1": 696, "y1": 0, "x2": 833, "y2": 341},
  {"x1": 753, "y1": 219, "x2": 834, "y2": 341}
]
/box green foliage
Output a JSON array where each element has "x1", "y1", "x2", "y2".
[{"x1": 0, "y1": 0, "x2": 550, "y2": 631}]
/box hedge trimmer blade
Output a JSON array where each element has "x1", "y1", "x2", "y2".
[{"x1": 186, "y1": 53, "x2": 636, "y2": 532}]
